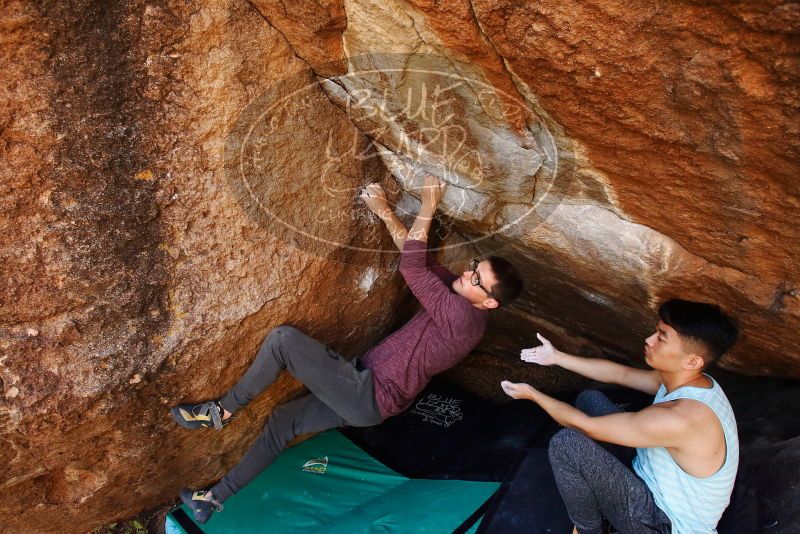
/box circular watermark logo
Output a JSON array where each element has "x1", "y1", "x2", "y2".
[{"x1": 225, "y1": 53, "x2": 567, "y2": 266}]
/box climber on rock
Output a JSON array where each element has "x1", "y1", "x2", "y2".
[
  {"x1": 170, "y1": 175, "x2": 523, "y2": 524},
  {"x1": 501, "y1": 299, "x2": 739, "y2": 534}
]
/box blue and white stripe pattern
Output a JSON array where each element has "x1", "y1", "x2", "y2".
[{"x1": 633, "y1": 376, "x2": 739, "y2": 533}]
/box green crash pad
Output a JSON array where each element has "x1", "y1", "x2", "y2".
[{"x1": 166, "y1": 430, "x2": 499, "y2": 533}]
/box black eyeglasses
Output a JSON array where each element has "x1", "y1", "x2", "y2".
[{"x1": 470, "y1": 258, "x2": 500, "y2": 304}]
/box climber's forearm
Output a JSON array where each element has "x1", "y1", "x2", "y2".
[
  {"x1": 407, "y1": 201, "x2": 436, "y2": 244},
  {"x1": 379, "y1": 210, "x2": 409, "y2": 251}
]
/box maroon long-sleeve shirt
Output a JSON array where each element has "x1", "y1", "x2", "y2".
[{"x1": 360, "y1": 239, "x2": 489, "y2": 419}]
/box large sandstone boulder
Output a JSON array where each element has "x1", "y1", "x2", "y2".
[
  {"x1": 1, "y1": 0, "x2": 798, "y2": 532},
  {"x1": 254, "y1": 0, "x2": 799, "y2": 376},
  {"x1": 0, "y1": 1, "x2": 404, "y2": 532},
  {"x1": 317, "y1": 0, "x2": 799, "y2": 379}
]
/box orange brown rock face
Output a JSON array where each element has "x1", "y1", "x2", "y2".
[
  {"x1": 249, "y1": 0, "x2": 349, "y2": 76},
  {"x1": 0, "y1": 1, "x2": 403, "y2": 532},
  {"x1": 314, "y1": 0, "x2": 798, "y2": 378},
  {"x1": 464, "y1": 0, "x2": 800, "y2": 376},
  {"x1": 470, "y1": 0, "x2": 799, "y2": 279}
]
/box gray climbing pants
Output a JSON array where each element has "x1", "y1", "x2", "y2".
[
  {"x1": 210, "y1": 325, "x2": 383, "y2": 502},
  {"x1": 548, "y1": 390, "x2": 672, "y2": 534}
]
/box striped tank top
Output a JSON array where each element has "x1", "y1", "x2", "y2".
[{"x1": 632, "y1": 376, "x2": 739, "y2": 533}]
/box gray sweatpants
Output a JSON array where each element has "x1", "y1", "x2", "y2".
[
  {"x1": 210, "y1": 326, "x2": 383, "y2": 502},
  {"x1": 548, "y1": 390, "x2": 672, "y2": 534}
]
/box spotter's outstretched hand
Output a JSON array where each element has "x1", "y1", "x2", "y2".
[
  {"x1": 520, "y1": 333, "x2": 559, "y2": 366},
  {"x1": 501, "y1": 380, "x2": 536, "y2": 400}
]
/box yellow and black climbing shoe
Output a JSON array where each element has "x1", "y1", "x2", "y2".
[
  {"x1": 180, "y1": 488, "x2": 223, "y2": 524},
  {"x1": 170, "y1": 400, "x2": 229, "y2": 430}
]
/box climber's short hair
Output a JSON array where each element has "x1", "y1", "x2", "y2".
[
  {"x1": 487, "y1": 256, "x2": 523, "y2": 307},
  {"x1": 658, "y1": 299, "x2": 738, "y2": 368}
]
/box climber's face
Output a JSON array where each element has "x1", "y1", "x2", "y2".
[
  {"x1": 453, "y1": 259, "x2": 500, "y2": 310},
  {"x1": 644, "y1": 321, "x2": 705, "y2": 372}
]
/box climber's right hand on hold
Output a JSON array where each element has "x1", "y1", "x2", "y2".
[
  {"x1": 420, "y1": 175, "x2": 446, "y2": 209},
  {"x1": 360, "y1": 183, "x2": 391, "y2": 219}
]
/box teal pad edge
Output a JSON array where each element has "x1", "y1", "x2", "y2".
[{"x1": 167, "y1": 429, "x2": 498, "y2": 534}]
